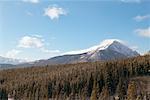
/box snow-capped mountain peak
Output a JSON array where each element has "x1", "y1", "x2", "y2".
[
  {"x1": 97, "y1": 39, "x2": 123, "y2": 49},
  {"x1": 88, "y1": 39, "x2": 124, "y2": 52},
  {"x1": 64, "y1": 39, "x2": 124, "y2": 55},
  {"x1": 106, "y1": 40, "x2": 139, "y2": 57}
]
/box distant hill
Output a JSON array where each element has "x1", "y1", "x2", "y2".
[
  {"x1": 0, "y1": 64, "x2": 16, "y2": 70},
  {"x1": 0, "y1": 56, "x2": 26, "y2": 65},
  {"x1": 0, "y1": 56, "x2": 26, "y2": 69}
]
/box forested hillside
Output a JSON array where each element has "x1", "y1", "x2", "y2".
[{"x1": 0, "y1": 55, "x2": 150, "y2": 100}]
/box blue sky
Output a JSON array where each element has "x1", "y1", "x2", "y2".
[{"x1": 0, "y1": 0, "x2": 150, "y2": 61}]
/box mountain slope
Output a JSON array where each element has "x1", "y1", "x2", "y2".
[
  {"x1": 87, "y1": 40, "x2": 139, "y2": 61},
  {"x1": 28, "y1": 39, "x2": 139, "y2": 66}
]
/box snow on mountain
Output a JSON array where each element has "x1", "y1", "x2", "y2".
[
  {"x1": 103, "y1": 40, "x2": 139, "y2": 57},
  {"x1": 64, "y1": 39, "x2": 128, "y2": 55},
  {"x1": 86, "y1": 39, "x2": 139, "y2": 61},
  {"x1": 27, "y1": 39, "x2": 139, "y2": 66}
]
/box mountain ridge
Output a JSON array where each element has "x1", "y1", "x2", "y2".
[{"x1": 0, "y1": 39, "x2": 140, "y2": 69}]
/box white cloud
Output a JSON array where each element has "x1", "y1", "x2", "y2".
[
  {"x1": 134, "y1": 14, "x2": 150, "y2": 22},
  {"x1": 18, "y1": 35, "x2": 60, "y2": 54},
  {"x1": 18, "y1": 36, "x2": 44, "y2": 48},
  {"x1": 6, "y1": 49, "x2": 21, "y2": 58},
  {"x1": 44, "y1": 5, "x2": 67, "y2": 20},
  {"x1": 13, "y1": 35, "x2": 61, "y2": 60},
  {"x1": 2, "y1": 35, "x2": 60, "y2": 60},
  {"x1": 120, "y1": 0, "x2": 141, "y2": 3},
  {"x1": 40, "y1": 47, "x2": 60, "y2": 53},
  {"x1": 135, "y1": 27, "x2": 150, "y2": 38},
  {"x1": 22, "y1": 0, "x2": 39, "y2": 4}
]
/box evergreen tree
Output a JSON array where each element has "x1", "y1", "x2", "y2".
[
  {"x1": 98, "y1": 73, "x2": 105, "y2": 93},
  {"x1": 127, "y1": 81, "x2": 137, "y2": 100},
  {"x1": 88, "y1": 74, "x2": 94, "y2": 97},
  {"x1": 98, "y1": 86, "x2": 109, "y2": 100},
  {"x1": 0, "y1": 88, "x2": 7, "y2": 100},
  {"x1": 90, "y1": 81, "x2": 99, "y2": 100},
  {"x1": 105, "y1": 64, "x2": 114, "y2": 95},
  {"x1": 116, "y1": 78, "x2": 127, "y2": 99}
]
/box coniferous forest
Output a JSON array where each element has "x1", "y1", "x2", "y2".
[{"x1": 0, "y1": 55, "x2": 150, "y2": 100}]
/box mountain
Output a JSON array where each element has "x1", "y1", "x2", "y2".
[
  {"x1": 0, "y1": 56, "x2": 25, "y2": 65},
  {"x1": 0, "y1": 56, "x2": 27, "y2": 70},
  {"x1": 0, "y1": 64, "x2": 16, "y2": 70},
  {"x1": 0, "y1": 56, "x2": 29, "y2": 70},
  {"x1": 22, "y1": 39, "x2": 139, "y2": 66}
]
